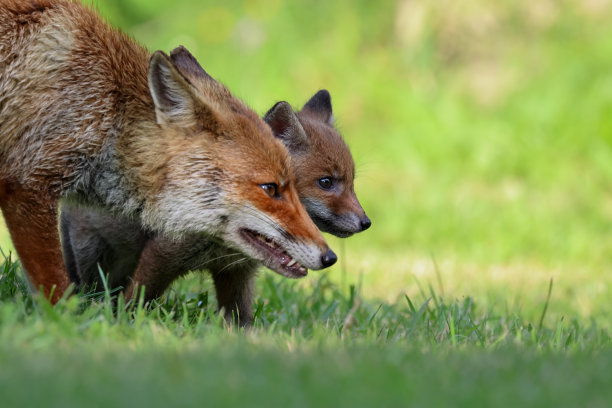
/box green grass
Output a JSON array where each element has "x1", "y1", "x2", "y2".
[
  {"x1": 2, "y1": 0, "x2": 612, "y2": 406},
  {"x1": 1, "y1": 253, "x2": 611, "y2": 407}
]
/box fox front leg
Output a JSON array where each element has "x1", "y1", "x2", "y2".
[
  {"x1": 210, "y1": 263, "x2": 258, "y2": 327},
  {"x1": 125, "y1": 237, "x2": 187, "y2": 303},
  {"x1": 0, "y1": 184, "x2": 70, "y2": 303}
]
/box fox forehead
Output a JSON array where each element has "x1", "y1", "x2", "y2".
[
  {"x1": 151, "y1": 45, "x2": 294, "y2": 186},
  {"x1": 199, "y1": 120, "x2": 293, "y2": 185},
  {"x1": 225, "y1": 145, "x2": 293, "y2": 185},
  {"x1": 295, "y1": 112, "x2": 355, "y2": 182}
]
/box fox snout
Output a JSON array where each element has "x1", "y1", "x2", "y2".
[
  {"x1": 227, "y1": 178, "x2": 337, "y2": 279},
  {"x1": 281, "y1": 220, "x2": 337, "y2": 272},
  {"x1": 320, "y1": 248, "x2": 338, "y2": 268},
  {"x1": 359, "y1": 214, "x2": 372, "y2": 231},
  {"x1": 324, "y1": 211, "x2": 371, "y2": 238},
  {"x1": 233, "y1": 218, "x2": 336, "y2": 279},
  {"x1": 301, "y1": 194, "x2": 371, "y2": 238}
]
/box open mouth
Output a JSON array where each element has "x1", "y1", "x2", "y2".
[{"x1": 240, "y1": 229, "x2": 308, "y2": 278}]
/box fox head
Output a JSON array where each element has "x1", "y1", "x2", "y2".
[
  {"x1": 128, "y1": 46, "x2": 336, "y2": 277},
  {"x1": 263, "y1": 91, "x2": 371, "y2": 238}
]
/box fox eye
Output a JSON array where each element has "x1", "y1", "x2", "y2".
[
  {"x1": 317, "y1": 177, "x2": 333, "y2": 190},
  {"x1": 261, "y1": 183, "x2": 279, "y2": 198}
]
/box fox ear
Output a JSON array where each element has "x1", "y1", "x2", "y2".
[
  {"x1": 264, "y1": 101, "x2": 308, "y2": 153},
  {"x1": 302, "y1": 89, "x2": 334, "y2": 125},
  {"x1": 148, "y1": 50, "x2": 218, "y2": 130},
  {"x1": 169, "y1": 46, "x2": 214, "y2": 82}
]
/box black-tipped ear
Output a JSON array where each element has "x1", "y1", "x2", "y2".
[
  {"x1": 169, "y1": 46, "x2": 214, "y2": 82},
  {"x1": 264, "y1": 101, "x2": 308, "y2": 153},
  {"x1": 148, "y1": 50, "x2": 218, "y2": 129},
  {"x1": 302, "y1": 89, "x2": 334, "y2": 125}
]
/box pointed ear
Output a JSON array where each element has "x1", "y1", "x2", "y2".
[
  {"x1": 148, "y1": 50, "x2": 218, "y2": 130},
  {"x1": 169, "y1": 46, "x2": 214, "y2": 82},
  {"x1": 264, "y1": 101, "x2": 308, "y2": 153},
  {"x1": 302, "y1": 89, "x2": 334, "y2": 125}
]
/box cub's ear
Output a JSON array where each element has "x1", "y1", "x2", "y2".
[
  {"x1": 169, "y1": 46, "x2": 213, "y2": 82},
  {"x1": 264, "y1": 101, "x2": 308, "y2": 153},
  {"x1": 302, "y1": 89, "x2": 334, "y2": 125},
  {"x1": 148, "y1": 50, "x2": 218, "y2": 130}
]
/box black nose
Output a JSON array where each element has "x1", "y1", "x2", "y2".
[
  {"x1": 320, "y1": 249, "x2": 337, "y2": 268},
  {"x1": 360, "y1": 216, "x2": 371, "y2": 231}
]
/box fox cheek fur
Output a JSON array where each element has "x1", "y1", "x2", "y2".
[{"x1": 265, "y1": 90, "x2": 371, "y2": 237}]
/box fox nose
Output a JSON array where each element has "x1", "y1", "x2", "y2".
[
  {"x1": 320, "y1": 249, "x2": 338, "y2": 268},
  {"x1": 360, "y1": 216, "x2": 371, "y2": 231}
]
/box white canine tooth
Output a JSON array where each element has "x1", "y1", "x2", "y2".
[{"x1": 287, "y1": 259, "x2": 296, "y2": 267}]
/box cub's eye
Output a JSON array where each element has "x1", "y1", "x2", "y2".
[
  {"x1": 317, "y1": 177, "x2": 333, "y2": 190},
  {"x1": 260, "y1": 183, "x2": 279, "y2": 198}
]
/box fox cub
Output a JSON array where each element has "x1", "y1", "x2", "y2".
[
  {"x1": 61, "y1": 76, "x2": 370, "y2": 324},
  {"x1": 0, "y1": 0, "x2": 334, "y2": 302}
]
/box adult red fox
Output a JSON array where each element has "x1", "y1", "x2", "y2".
[
  {"x1": 0, "y1": 0, "x2": 335, "y2": 303},
  {"x1": 61, "y1": 83, "x2": 370, "y2": 324}
]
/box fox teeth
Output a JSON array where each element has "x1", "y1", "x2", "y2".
[{"x1": 287, "y1": 259, "x2": 296, "y2": 267}]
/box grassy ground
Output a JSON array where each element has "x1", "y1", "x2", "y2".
[
  {"x1": 1, "y1": 253, "x2": 611, "y2": 407},
  {"x1": 1, "y1": 0, "x2": 612, "y2": 406}
]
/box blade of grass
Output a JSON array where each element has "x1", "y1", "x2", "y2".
[{"x1": 537, "y1": 278, "x2": 554, "y2": 333}]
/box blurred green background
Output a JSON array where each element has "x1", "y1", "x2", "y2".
[{"x1": 1, "y1": 0, "x2": 611, "y2": 322}]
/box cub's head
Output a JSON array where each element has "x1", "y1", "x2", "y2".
[
  {"x1": 138, "y1": 47, "x2": 336, "y2": 277},
  {"x1": 263, "y1": 91, "x2": 371, "y2": 238}
]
